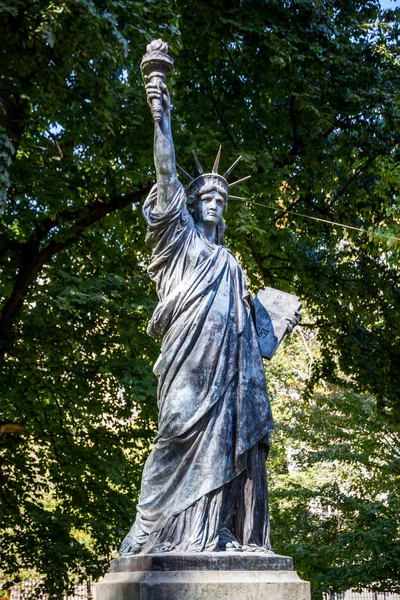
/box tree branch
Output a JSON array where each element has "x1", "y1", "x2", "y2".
[
  {"x1": 0, "y1": 185, "x2": 152, "y2": 353},
  {"x1": 195, "y1": 54, "x2": 239, "y2": 149},
  {"x1": 246, "y1": 237, "x2": 276, "y2": 286},
  {"x1": 327, "y1": 155, "x2": 376, "y2": 209}
]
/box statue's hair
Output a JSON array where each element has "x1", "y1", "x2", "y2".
[{"x1": 216, "y1": 218, "x2": 227, "y2": 245}]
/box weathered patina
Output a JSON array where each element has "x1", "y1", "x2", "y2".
[{"x1": 120, "y1": 40, "x2": 298, "y2": 556}]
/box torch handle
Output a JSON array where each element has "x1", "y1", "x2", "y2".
[{"x1": 147, "y1": 72, "x2": 166, "y2": 123}]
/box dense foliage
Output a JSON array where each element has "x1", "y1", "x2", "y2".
[
  {"x1": 268, "y1": 330, "x2": 400, "y2": 597},
  {"x1": 1, "y1": 0, "x2": 399, "y2": 597}
]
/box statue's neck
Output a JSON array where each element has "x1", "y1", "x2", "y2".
[{"x1": 195, "y1": 223, "x2": 217, "y2": 244}]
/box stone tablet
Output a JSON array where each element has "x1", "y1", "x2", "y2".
[{"x1": 254, "y1": 287, "x2": 302, "y2": 359}]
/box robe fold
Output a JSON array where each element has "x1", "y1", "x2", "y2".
[{"x1": 131, "y1": 183, "x2": 274, "y2": 542}]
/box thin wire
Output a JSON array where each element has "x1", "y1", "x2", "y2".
[{"x1": 234, "y1": 198, "x2": 400, "y2": 242}]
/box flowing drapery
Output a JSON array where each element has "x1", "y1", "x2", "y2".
[{"x1": 123, "y1": 183, "x2": 273, "y2": 552}]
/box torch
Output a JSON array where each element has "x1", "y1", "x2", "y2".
[{"x1": 141, "y1": 39, "x2": 174, "y2": 122}]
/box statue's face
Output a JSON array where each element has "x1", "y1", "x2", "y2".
[{"x1": 194, "y1": 189, "x2": 225, "y2": 226}]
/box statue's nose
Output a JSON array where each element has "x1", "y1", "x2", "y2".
[{"x1": 210, "y1": 197, "x2": 219, "y2": 209}]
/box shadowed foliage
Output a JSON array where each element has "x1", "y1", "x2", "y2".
[{"x1": 1, "y1": 0, "x2": 399, "y2": 596}]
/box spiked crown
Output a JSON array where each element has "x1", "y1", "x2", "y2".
[{"x1": 177, "y1": 146, "x2": 250, "y2": 209}]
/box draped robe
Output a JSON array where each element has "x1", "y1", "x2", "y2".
[{"x1": 125, "y1": 183, "x2": 274, "y2": 552}]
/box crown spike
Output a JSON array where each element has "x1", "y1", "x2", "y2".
[
  {"x1": 177, "y1": 163, "x2": 194, "y2": 182},
  {"x1": 212, "y1": 145, "x2": 222, "y2": 173},
  {"x1": 192, "y1": 150, "x2": 204, "y2": 175},
  {"x1": 223, "y1": 156, "x2": 242, "y2": 180},
  {"x1": 228, "y1": 175, "x2": 251, "y2": 189},
  {"x1": 229, "y1": 195, "x2": 247, "y2": 201}
]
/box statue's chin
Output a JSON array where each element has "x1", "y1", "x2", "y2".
[{"x1": 195, "y1": 219, "x2": 219, "y2": 226}]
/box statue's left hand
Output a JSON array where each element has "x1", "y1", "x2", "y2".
[{"x1": 285, "y1": 310, "x2": 302, "y2": 334}]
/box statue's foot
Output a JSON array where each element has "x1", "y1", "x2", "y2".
[
  {"x1": 153, "y1": 542, "x2": 175, "y2": 553},
  {"x1": 217, "y1": 528, "x2": 242, "y2": 552},
  {"x1": 119, "y1": 535, "x2": 142, "y2": 556},
  {"x1": 242, "y1": 544, "x2": 275, "y2": 554},
  {"x1": 225, "y1": 540, "x2": 242, "y2": 551}
]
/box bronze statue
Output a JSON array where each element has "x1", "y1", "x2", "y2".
[{"x1": 120, "y1": 40, "x2": 299, "y2": 556}]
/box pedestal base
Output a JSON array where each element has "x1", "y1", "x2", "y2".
[{"x1": 94, "y1": 553, "x2": 311, "y2": 600}]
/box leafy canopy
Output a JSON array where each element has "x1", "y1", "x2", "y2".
[{"x1": 0, "y1": 0, "x2": 399, "y2": 596}]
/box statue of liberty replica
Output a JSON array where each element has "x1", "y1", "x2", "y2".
[{"x1": 119, "y1": 40, "x2": 300, "y2": 558}]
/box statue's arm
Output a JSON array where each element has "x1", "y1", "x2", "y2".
[{"x1": 146, "y1": 81, "x2": 180, "y2": 211}]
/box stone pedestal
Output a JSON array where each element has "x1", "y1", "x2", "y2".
[{"x1": 94, "y1": 553, "x2": 311, "y2": 600}]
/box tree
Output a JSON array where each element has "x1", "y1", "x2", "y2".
[
  {"x1": 1, "y1": 0, "x2": 178, "y2": 594},
  {"x1": 267, "y1": 327, "x2": 400, "y2": 598},
  {"x1": 1, "y1": 0, "x2": 399, "y2": 596},
  {"x1": 173, "y1": 0, "x2": 400, "y2": 418}
]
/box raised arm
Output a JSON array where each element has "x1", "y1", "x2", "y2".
[{"x1": 145, "y1": 81, "x2": 180, "y2": 211}]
